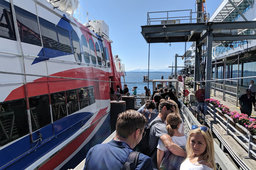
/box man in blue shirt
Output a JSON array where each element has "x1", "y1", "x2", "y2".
[{"x1": 84, "y1": 110, "x2": 153, "y2": 170}]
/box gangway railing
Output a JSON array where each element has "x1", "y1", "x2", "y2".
[
  {"x1": 182, "y1": 103, "x2": 238, "y2": 170},
  {"x1": 207, "y1": 105, "x2": 256, "y2": 164},
  {"x1": 146, "y1": 9, "x2": 208, "y2": 25}
]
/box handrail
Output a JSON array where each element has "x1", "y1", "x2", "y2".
[
  {"x1": 212, "y1": 79, "x2": 239, "y2": 106},
  {"x1": 206, "y1": 103, "x2": 256, "y2": 169},
  {"x1": 147, "y1": 9, "x2": 208, "y2": 25}
]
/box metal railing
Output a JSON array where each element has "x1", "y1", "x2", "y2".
[
  {"x1": 134, "y1": 95, "x2": 150, "y2": 109},
  {"x1": 146, "y1": 9, "x2": 208, "y2": 25},
  {"x1": 211, "y1": 79, "x2": 239, "y2": 106},
  {"x1": 206, "y1": 103, "x2": 256, "y2": 169}
]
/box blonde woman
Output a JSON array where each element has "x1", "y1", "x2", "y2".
[
  {"x1": 157, "y1": 114, "x2": 186, "y2": 170},
  {"x1": 180, "y1": 125, "x2": 216, "y2": 170}
]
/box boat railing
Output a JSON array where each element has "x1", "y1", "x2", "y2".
[
  {"x1": 205, "y1": 103, "x2": 256, "y2": 169},
  {"x1": 146, "y1": 9, "x2": 207, "y2": 25},
  {"x1": 211, "y1": 79, "x2": 239, "y2": 106},
  {"x1": 134, "y1": 95, "x2": 150, "y2": 110}
]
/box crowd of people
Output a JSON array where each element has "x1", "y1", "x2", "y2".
[
  {"x1": 85, "y1": 88, "x2": 216, "y2": 170},
  {"x1": 110, "y1": 84, "x2": 152, "y2": 100}
]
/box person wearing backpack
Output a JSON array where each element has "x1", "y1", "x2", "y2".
[
  {"x1": 148, "y1": 100, "x2": 186, "y2": 168},
  {"x1": 84, "y1": 110, "x2": 153, "y2": 170}
]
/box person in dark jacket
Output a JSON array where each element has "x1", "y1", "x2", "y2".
[
  {"x1": 84, "y1": 110, "x2": 153, "y2": 170},
  {"x1": 239, "y1": 89, "x2": 256, "y2": 117},
  {"x1": 123, "y1": 84, "x2": 129, "y2": 95}
]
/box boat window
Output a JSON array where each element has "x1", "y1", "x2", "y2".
[
  {"x1": 39, "y1": 17, "x2": 58, "y2": 50},
  {"x1": 0, "y1": 99, "x2": 28, "y2": 146},
  {"x1": 71, "y1": 30, "x2": 81, "y2": 63},
  {"x1": 29, "y1": 95, "x2": 51, "y2": 131},
  {"x1": 51, "y1": 92, "x2": 67, "y2": 121},
  {"x1": 56, "y1": 26, "x2": 72, "y2": 53},
  {"x1": 15, "y1": 6, "x2": 41, "y2": 46},
  {"x1": 66, "y1": 89, "x2": 79, "y2": 114},
  {"x1": 0, "y1": 1, "x2": 16, "y2": 40},
  {"x1": 98, "y1": 40, "x2": 104, "y2": 52},
  {"x1": 97, "y1": 56, "x2": 102, "y2": 66},
  {"x1": 89, "y1": 39, "x2": 95, "y2": 51},
  {"x1": 95, "y1": 42, "x2": 100, "y2": 52},
  {"x1": 83, "y1": 52, "x2": 90, "y2": 64},
  {"x1": 78, "y1": 86, "x2": 95, "y2": 108},
  {"x1": 242, "y1": 62, "x2": 256, "y2": 86},
  {"x1": 104, "y1": 47, "x2": 109, "y2": 60},
  {"x1": 104, "y1": 47, "x2": 110, "y2": 67},
  {"x1": 88, "y1": 87, "x2": 95, "y2": 104},
  {"x1": 78, "y1": 88, "x2": 90, "y2": 108},
  {"x1": 81, "y1": 35, "x2": 88, "y2": 50},
  {"x1": 91, "y1": 55, "x2": 97, "y2": 65}
]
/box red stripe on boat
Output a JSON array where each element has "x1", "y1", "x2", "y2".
[{"x1": 38, "y1": 107, "x2": 108, "y2": 170}]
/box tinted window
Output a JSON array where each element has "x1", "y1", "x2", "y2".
[
  {"x1": 78, "y1": 88, "x2": 90, "y2": 108},
  {"x1": 39, "y1": 18, "x2": 58, "y2": 50},
  {"x1": 29, "y1": 95, "x2": 51, "y2": 131},
  {"x1": 104, "y1": 47, "x2": 109, "y2": 60},
  {"x1": 0, "y1": 99, "x2": 28, "y2": 146},
  {"x1": 89, "y1": 39, "x2": 95, "y2": 51},
  {"x1": 83, "y1": 52, "x2": 90, "y2": 64},
  {"x1": 72, "y1": 30, "x2": 81, "y2": 63},
  {"x1": 66, "y1": 89, "x2": 79, "y2": 114},
  {"x1": 56, "y1": 26, "x2": 72, "y2": 53},
  {"x1": 95, "y1": 42, "x2": 100, "y2": 52},
  {"x1": 51, "y1": 92, "x2": 67, "y2": 121},
  {"x1": 0, "y1": 1, "x2": 15, "y2": 40},
  {"x1": 78, "y1": 86, "x2": 95, "y2": 108},
  {"x1": 81, "y1": 35, "x2": 88, "y2": 50},
  {"x1": 15, "y1": 6, "x2": 41, "y2": 46},
  {"x1": 88, "y1": 87, "x2": 95, "y2": 104},
  {"x1": 91, "y1": 55, "x2": 96, "y2": 64},
  {"x1": 97, "y1": 56, "x2": 102, "y2": 66}
]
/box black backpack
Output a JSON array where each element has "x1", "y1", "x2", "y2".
[
  {"x1": 136, "y1": 119, "x2": 162, "y2": 156},
  {"x1": 122, "y1": 151, "x2": 140, "y2": 170}
]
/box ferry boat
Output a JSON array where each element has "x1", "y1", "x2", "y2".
[{"x1": 0, "y1": 0, "x2": 124, "y2": 169}]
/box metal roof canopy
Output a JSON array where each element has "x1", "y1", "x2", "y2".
[
  {"x1": 141, "y1": 20, "x2": 256, "y2": 100},
  {"x1": 141, "y1": 21, "x2": 256, "y2": 43}
]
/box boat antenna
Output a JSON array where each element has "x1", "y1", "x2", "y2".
[{"x1": 86, "y1": 12, "x2": 89, "y2": 23}]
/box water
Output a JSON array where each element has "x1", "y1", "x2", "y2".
[{"x1": 122, "y1": 72, "x2": 171, "y2": 95}]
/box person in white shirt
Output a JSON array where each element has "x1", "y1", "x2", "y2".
[
  {"x1": 249, "y1": 80, "x2": 256, "y2": 97},
  {"x1": 180, "y1": 125, "x2": 216, "y2": 170},
  {"x1": 157, "y1": 114, "x2": 186, "y2": 170}
]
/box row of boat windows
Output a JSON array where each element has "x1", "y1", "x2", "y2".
[
  {"x1": 212, "y1": 61, "x2": 256, "y2": 86},
  {"x1": 0, "y1": 1, "x2": 110, "y2": 66},
  {"x1": 213, "y1": 40, "x2": 252, "y2": 57},
  {"x1": 0, "y1": 86, "x2": 95, "y2": 146}
]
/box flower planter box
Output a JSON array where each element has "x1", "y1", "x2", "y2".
[{"x1": 235, "y1": 123, "x2": 250, "y2": 136}]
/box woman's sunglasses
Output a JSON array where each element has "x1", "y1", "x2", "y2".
[{"x1": 191, "y1": 125, "x2": 208, "y2": 132}]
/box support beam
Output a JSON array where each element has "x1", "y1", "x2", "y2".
[
  {"x1": 205, "y1": 31, "x2": 213, "y2": 100},
  {"x1": 213, "y1": 35, "x2": 256, "y2": 41},
  {"x1": 175, "y1": 54, "x2": 177, "y2": 79},
  {"x1": 194, "y1": 41, "x2": 201, "y2": 91},
  {"x1": 210, "y1": 21, "x2": 256, "y2": 30}
]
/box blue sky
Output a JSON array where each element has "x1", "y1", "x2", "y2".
[{"x1": 75, "y1": 0, "x2": 223, "y2": 71}]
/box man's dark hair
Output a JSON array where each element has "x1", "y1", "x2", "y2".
[
  {"x1": 116, "y1": 110, "x2": 147, "y2": 139},
  {"x1": 145, "y1": 100, "x2": 156, "y2": 110},
  {"x1": 158, "y1": 100, "x2": 174, "y2": 113}
]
